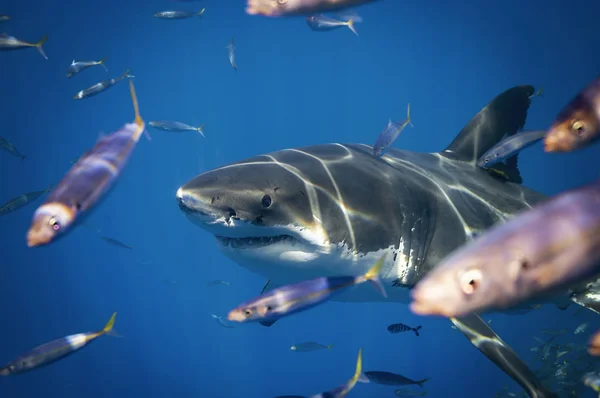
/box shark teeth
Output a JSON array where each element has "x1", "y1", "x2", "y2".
[{"x1": 216, "y1": 234, "x2": 296, "y2": 249}]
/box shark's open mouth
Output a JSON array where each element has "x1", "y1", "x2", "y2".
[{"x1": 216, "y1": 234, "x2": 298, "y2": 249}]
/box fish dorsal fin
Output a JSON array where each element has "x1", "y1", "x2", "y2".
[{"x1": 442, "y1": 85, "x2": 535, "y2": 163}]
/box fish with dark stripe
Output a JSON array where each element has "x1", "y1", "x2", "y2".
[{"x1": 387, "y1": 323, "x2": 422, "y2": 336}]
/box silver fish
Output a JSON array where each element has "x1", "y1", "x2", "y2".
[
  {"x1": 66, "y1": 57, "x2": 108, "y2": 78},
  {"x1": 0, "y1": 33, "x2": 47, "y2": 59},
  {"x1": 211, "y1": 314, "x2": 235, "y2": 328},
  {"x1": 574, "y1": 323, "x2": 588, "y2": 334},
  {"x1": 153, "y1": 9, "x2": 205, "y2": 19},
  {"x1": 0, "y1": 185, "x2": 52, "y2": 216},
  {"x1": 246, "y1": 0, "x2": 378, "y2": 17},
  {"x1": 0, "y1": 15, "x2": 10, "y2": 22},
  {"x1": 206, "y1": 279, "x2": 230, "y2": 287},
  {"x1": 0, "y1": 136, "x2": 26, "y2": 161},
  {"x1": 148, "y1": 120, "x2": 205, "y2": 137},
  {"x1": 306, "y1": 13, "x2": 361, "y2": 36},
  {"x1": 73, "y1": 69, "x2": 134, "y2": 100},
  {"x1": 477, "y1": 129, "x2": 547, "y2": 168},
  {"x1": 395, "y1": 389, "x2": 428, "y2": 397},
  {"x1": 226, "y1": 37, "x2": 237, "y2": 72},
  {"x1": 100, "y1": 236, "x2": 133, "y2": 250},
  {"x1": 358, "y1": 371, "x2": 429, "y2": 388},
  {"x1": 373, "y1": 104, "x2": 413, "y2": 157},
  {"x1": 290, "y1": 342, "x2": 333, "y2": 352},
  {"x1": 27, "y1": 81, "x2": 147, "y2": 247}
]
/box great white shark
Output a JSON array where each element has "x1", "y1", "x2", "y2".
[{"x1": 175, "y1": 85, "x2": 592, "y2": 398}]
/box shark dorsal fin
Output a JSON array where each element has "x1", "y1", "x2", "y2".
[{"x1": 442, "y1": 85, "x2": 535, "y2": 165}]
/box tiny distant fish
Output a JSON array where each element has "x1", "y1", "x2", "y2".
[
  {"x1": 544, "y1": 76, "x2": 600, "y2": 152},
  {"x1": 542, "y1": 328, "x2": 568, "y2": 337},
  {"x1": 66, "y1": 57, "x2": 108, "y2": 78},
  {"x1": 27, "y1": 81, "x2": 148, "y2": 247},
  {"x1": 100, "y1": 236, "x2": 134, "y2": 250},
  {"x1": 394, "y1": 389, "x2": 428, "y2": 397},
  {"x1": 306, "y1": 13, "x2": 361, "y2": 36},
  {"x1": 477, "y1": 129, "x2": 547, "y2": 168},
  {"x1": 291, "y1": 342, "x2": 333, "y2": 352},
  {"x1": 0, "y1": 185, "x2": 52, "y2": 216},
  {"x1": 373, "y1": 104, "x2": 413, "y2": 157},
  {"x1": 207, "y1": 280, "x2": 230, "y2": 287},
  {"x1": 387, "y1": 323, "x2": 422, "y2": 336},
  {"x1": 0, "y1": 33, "x2": 48, "y2": 59},
  {"x1": 260, "y1": 279, "x2": 270, "y2": 294},
  {"x1": 211, "y1": 314, "x2": 235, "y2": 328},
  {"x1": 73, "y1": 69, "x2": 134, "y2": 100},
  {"x1": 149, "y1": 121, "x2": 205, "y2": 137},
  {"x1": 246, "y1": 0, "x2": 378, "y2": 17},
  {"x1": 574, "y1": 323, "x2": 588, "y2": 334},
  {"x1": 0, "y1": 15, "x2": 10, "y2": 22},
  {"x1": 227, "y1": 255, "x2": 386, "y2": 323},
  {"x1": 0, "y1": 313, "x2": 116, "y2": 376},
  {"x1": 153, "y1": 9, "x2": 205, "y2": 19},
  {"x1": 226, "y1": 37, "x2": 237, "y2": 72},
  {"x1": 358, "y1": 371, "x2": 429, "y2": 388},
  {"x1": 530, "y1": 86, "x2": 544, "y2": 98},
  {"x1": 0, "y1": 136, "x2": 26, "y2": 161}
]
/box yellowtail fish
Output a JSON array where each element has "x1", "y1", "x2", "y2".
[
  {"x1": 0, "y1": 313, "x2": 116, "y2": 376},
  {"x1": 246, "y1": 0, "x2": 378, "y2": 17},
  {"x1": 153, "y1": 9, "x2": 205, "y2": 19},
  {"x1": 66, "y1": 57, "x2": 108, "y2": 78},
  {"x1": 373, "y1": 104, "x2": 413, "y2": 157},
  {"x1": 306, "y1": 13, "x2": 361, "y2": 36},
  {"x1": 227, "y1": 255, "x2": 386, "y2": 323},
  {"x1": 0, "y1": 185, "x2": 53, "y2": 216},
  {"x1": 226, "y1": 37, "x2": 237, "y2": 72},
  {"x1": 312, "y1": 348, "x2": 363, "y2": 397},
  {"x1": 73, "y1": 69, "x2": 134, "y2": 100},
  {"x1": 100, "y1": 236, "x2": 134, "y2": 249},
  {"x1": 545, "y1": 76, "x2": 600, "y2": 152},
  {"x1": 27, "y1": 81, "x2": 148, "y2": 247},
  {"x1": 0, "y1": 33, "x2": 48, "y2": 59},
  {"x1": 148, "y1": 120, "x2": 205, "y2": 137}
]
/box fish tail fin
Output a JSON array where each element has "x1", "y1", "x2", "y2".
[
  {"x1": 98, "y1": 56, "x2": 108, "y2": 71},
  {"x1": 198, "y1": 8, "x2": 205, "y2": 16},
  {"x1": 102, "y1": 312, "x2": 117, "y2": 334},
  {"x1": 35, "y1": 34, "x2": 48, "y2": 60},
  {"x1": 196, "y1": 124, "x2": 206, "y2": 138},
  {"x1": 123, "y1": 69, "x2": 135, "y2": 79},
  {"x1": 416, "y1": 377, "x2": 430, "y2": 388},
  {"x1": 413, "y1": 325, "x2": 422, "y2": 336},
  {"x1": 349, "y1": 348, "x2": 363, "y2": 387},
  {"x1": 128, "y1": 80, "x2": 150, "y2": 141},
  {"x1": 346, "y1": 19, "x2": 359, "y2": 36},
  {"x1": 327, "y1": 344, "x2": 334, "y2": 350},
  {"x1": 363, "y1": 254, "x2": 387, "y2": 298},
  {"x1": 406, "y1": 103, "x2": 413, "y2": 127},
  {"x1": 21, "y1": 154, "x2": 27, "y2": 162},
  {"x1": 536, "y1": 86, "x2": 544, "y2": 97},
  {"x1": 357, "y1": 372, "x2": 370, "y2": 384}
]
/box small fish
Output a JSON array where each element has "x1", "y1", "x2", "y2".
[
  {"x1": 0, "y1": 136, "x2": 26, "y2": 161},
  {"x1": 0, "y1": 33, "x2": 47, "y2": 59},
  {"x1": 387, "y1": 323, "x2": 422, "y2": 336},
  {"x1": 227, "y1": 255, "x2": 386, "y2": 323},
  {"x1": 311, "y1": 348, "x2": 362, "y2": 397},
  {"x1": 207, "y1": 279, "x2": 230, "y2": 287},
  {"x1": 583, "y1": 372, "x2": 600, "y2": 394},
  {"x1": 153, "y1": 9, "x2": 205, "y2": 19},
  {"x1": 358, "y1": 371, "x2": 429, "y2": 388},
  {"x1": 211, "y1": 314, "x2": 235, "y2": 328},
  {"x1": 27, "y1": 81, "x2": 148, "y2": 247},
  {"x1": 530, "y1": 87, "x2": 544, "y2": 98},
  {"x1": 373, "y1": 104, "x2": 413, "y2": 157},
  {"x1": 575, "y1": 323, "x2": 588, "y2": 334},
  {"x1": 306, "y1": 13, "x2": 361, "y2": 36},
  {"x1": 395, "y1": 389, "x2": 428, "y2": 397},
  {"x1": 410, "y1": 179, "x2": 600, "y2": 318},
  {"x1": 66, "y1": 57, "x2": 108, "y2": 78},
  {"x1": 260, "y1": 279, "x2": 270, "y2": 294},
  {"x1": 541, "y1": 328, "x2": 568, "y2": 337},
  {"x1": 290, "y1": 342, "x2": 333, "y2": 352},
  {"x1": 100, "y1": 236, "x2": 133, "y2": 250},
  {"x1": 0, "y1": 313, "x2": 116, "y2": 375},
  {"x1": 0, "y1": 185, "x2": 52, "y2": 216},
  {"x1": 477, "y1": 129, "x2": 547, "y2": 168},
  {"x1": 246, "y1": 0, "x2": 378, "y2": 17},
  {"x1": 545, "y1": 76, "x2": 600, "y2": 152},
  {"x1": 0, "y1": 15, "x2": 10, "y2": 22},
  {"x1": 148, "y1": 121, "x2": 205, "y2": 137},
  {"x1": 226, "y1": 37, "x2": 237, "y2": 72},
  {"x1": 73, "y1": 69, "x2": 134, "y2": 100}
]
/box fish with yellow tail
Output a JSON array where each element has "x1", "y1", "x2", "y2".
[
  {"x1": 306, "y1": 13, "x2": 362, "y2": 36},
  {"x1": 228, "y1": 255, "x2": 387, "y2": 324},
  {"x1": 27, "y1": 80, "x2": 148, "y2": 247},
  {"x1": 0, "y1": 313, "x2": 117, "y2": 376},
  {"x1": 0, "y1": 33, "x2": 48, "y2": 59}
]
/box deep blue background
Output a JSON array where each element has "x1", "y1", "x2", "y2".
[{"x1": 1, "y1": 0, "x2": 599, "y2": 397}]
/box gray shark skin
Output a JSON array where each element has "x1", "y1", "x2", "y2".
[{"x1": 176, "y1": 85, "x2": 562, "y2": 398}]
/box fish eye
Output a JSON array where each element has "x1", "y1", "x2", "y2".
[
  {"x1": 571, "y1": 120, "x2": 587, "y2": 136},
  {"x1": 8, "y1": 365, "x2": 15, "y2": 371},
  {"x1": 459, "y1": 269, "x2": 482, "y2": 295},
  {"x1": 48, "y1": 217, "x2": 61, "y2": 231},
  {"x1": 243, "y1": 308, "x2": 253, "y2": 317},
  {"x1": 261, "y1": 194, "x2": 272, "y2": 208}
]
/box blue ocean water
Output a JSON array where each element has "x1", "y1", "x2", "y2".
[{"x1": 1, "y1": 0, "x2": 599, "y2": 397}]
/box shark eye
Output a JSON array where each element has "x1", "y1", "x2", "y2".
[
  {"x1": 243, "y1": 308, "x2": 253, "y2": 317},
  {"x1": 571, "y1": 120, "x2": 587, "y2": 136},
  {"x1": 48, "y1": 217, "x2": 61, "y2": 231},
  {"x1": 459, "y1": 269, "x2": 482, "y2": 295},
  {"x1": 261, "y1": 195, "x2": 272, "y2": 208}
]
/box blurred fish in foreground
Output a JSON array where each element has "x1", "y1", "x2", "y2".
[
  {"x1": 0, "y1": 33, "x2": 47, "y2": 59},
  {"x1": 545, "y1": 76, "x2": 600, "y2": 152},
  {"x1": 306, "y1": 13, "x2": 361, "y2": 36},
  {"x1": 153, "y1": 9, "x2": 205, "y2": 19},
  {"x1": 410, "y1": 178, "x2": 600, "y2": 318},
  {"x1": 373, "y1": 104, "x2": 413, "y2": 157},
  {"x1": 27, "y1": 81, "x2": 148, "y2": 247},
  {"x1": 0, "y1": 185, "x2": 52, "y2": 216},
  {"x1": 227, "y1": 255, "x2": 386, "y2": 323},
  {"x1": 149, "y1": 120, "x2": 205, "y2": 137},
  {"x1": 0, "y1": 313, "x2": 117, "y2": 376},
  {"x1": 66, "y1": 57, "x2": 108, "y2": 78},
  {"x1": 246, "y1": 0, "x2": 378, "y2": 17},
  {"x1": 0, "y1": 136, "x2": 27, "y2": 161},
  {"x1": 73, "y1": 69, "x2": 134, "y2": 100}
]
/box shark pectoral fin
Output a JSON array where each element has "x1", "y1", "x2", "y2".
[
  {"x1": 451, "y1": 313, "x2": 558, "y2": 398},
  {"x1": 442, "y1": 85, "x2": 534, "y2": 163}
]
